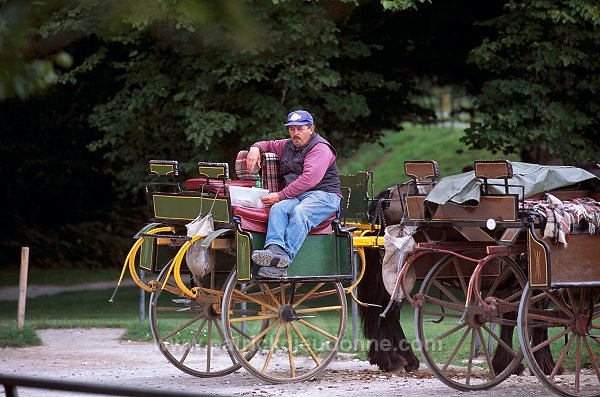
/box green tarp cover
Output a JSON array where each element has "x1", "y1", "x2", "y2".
[{"x1": 425, "y1": 162, "x2": 600, "y2": 210}]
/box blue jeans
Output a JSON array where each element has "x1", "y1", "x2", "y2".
[{"x1": 265, "y1": 191, "x2": 341, "y2": 261}]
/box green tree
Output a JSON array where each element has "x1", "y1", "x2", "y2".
[
  {"x1": 38, "y1": 0, "x2": 431, "y2": 195},
  {"x1": 465, "y1": 0, "x2": 600, "y2": 163}
]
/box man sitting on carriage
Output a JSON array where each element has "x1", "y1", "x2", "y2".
[{"x1": 245, "y1": 109, "x2": 342, "y2": 278}]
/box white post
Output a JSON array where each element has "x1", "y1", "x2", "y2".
[{"x1": 18, "y1": 247, "x2": 30, "y2": 329}]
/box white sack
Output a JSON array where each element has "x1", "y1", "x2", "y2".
[
  {"x1": 382, "y1": 224, "x2": 417, "y2": 301},
  {"x1": 185, "y1": 213, "x2": 215, "y2": 278}
]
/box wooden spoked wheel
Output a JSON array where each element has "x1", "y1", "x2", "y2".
[
  {"x1": 149, "y1": 262, "x2": 262, "y2": 377},
  {"x1": 518, "y1": 284, "x2": 600, "y2": 397},
  {"x1": 414, "y1": 254, "x2": 526, "y2": 391},
  {"x1": 222, "y1": 272, "x2": 347, "y2": 383}
]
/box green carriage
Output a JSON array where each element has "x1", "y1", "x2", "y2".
[{"x1": 117, "y1": 154, "x2": 380, "y2": 383}]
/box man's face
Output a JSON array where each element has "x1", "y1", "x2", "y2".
[{"x1": 288, "y1": 124, "x2": 314, "y2": 148}]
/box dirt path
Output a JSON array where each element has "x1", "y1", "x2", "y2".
[{"x1": 0, "y1": 328, "x2": 554, "y2": 397}]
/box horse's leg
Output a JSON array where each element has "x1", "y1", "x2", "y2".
[
  {"x1": 491, "y1": 313, "x2": 525, "y2": 375},
  {"x1": 391, "y1": 303, "x2": 420, "y2": 372},
  {"x1": 358, "y1": 248, "x2": 419, "y2": 372}
]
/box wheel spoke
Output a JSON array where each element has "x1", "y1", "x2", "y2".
[
  {"x1": 583, "y1": 335, "x2": 600, "y2": 383},
  {"x1": 179, "y1": 318, "x2": 205, "y2": 364},
  {"x1": 547, "y1": 290, "x2": 574, "y2": 318},
  {"x1": 295, "y1": 305, "x2": 342, "y2": 314},
  {"x1": 530, "y1": 327, "x2": 570, "y2": 354},
  {"x1": 230, "y1": 323, "x2": 255, "y2": 341},
  {"x1": 465, "y1": 327, "x2": 476, "y2": 386},
  {"x1": 233, "y1": 289, "x2": 278, "y2": 312},
  {"x1": 263, "y1": 284, "x2": 280, "y2": 306},
  {"x1": 502, "y1": 289, "x2": 523, "y2": 304},
  {"x1": 578, "y1": 287, "x2": 587, "y2": 314},
  {"x1": 163, "y1": 315, "x2": 205, "y2": 341},
  {"x1": 262, "y1": 322, "x2": 284, "y2": 373},
  {"x1": 526, "y1": 311, "x2": 571, "y2": 327},
  {"x1": 484, "y1": 259, "x2": 509, "y2": 300},
  {"x1": 549, "y1": 332, "x2": 575, "y2": 380},
  {"x1": 423, "y1": 295, "x2": 465, "y2": 312},
  {"x1": 206, "y1": 319, "x2": 214, "y2": 372},
  {"x1": 476, "y1": 327, "x2": 496, "y2": 379},
  {"x1": 292, "y1": 283, "x2": 325, "y2": 308},
  {"x1": 421, "y1": 310, "x2": 462, "y2": 319},
  {"x1": 575, "y1": 335, "x2": 581, "y2": 394},
  {"x1": 280, "y1": 282, "x2": 287, "y2": 305},
  {"x1": 452, "y1": 257, "x2": 469, "y2": 296},
  {"x1": 240, "y1": 320, "x2": 281, "y2": 353},
  {"x1": 297, "y1": 319, "x2": 338, "y2": 341},
  {"x1": 286, "y1": 324, "x2": 295, "y2": 378},
  {"x1": 228, "y1": 313, "x2": 278, "y2": 323},
  {"x1": 213, "y1": 318, "x2": 236, "y2": 366},
  {"x1": 291, "y1": 321, "x2": 321, "y2": 365},
  {"x1": 432, "y1": 279, "x2": 462, "y2": 306},
  {"x1": 429, "y1": 322, "x2": 468, "y2": 347},
  {"x1": 442, "y1": 325, "x2": 471, "y2": 371},
  {"x1": 481, "y1": 323, "x2": 518, "y2": 357}
]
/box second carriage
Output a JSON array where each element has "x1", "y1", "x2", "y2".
[{"x1": 390, "y1": 159, "x2": 600, "y2": 397}]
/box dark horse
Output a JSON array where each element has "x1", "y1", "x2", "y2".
[
  {"x1": 357, "y1": 184, "x2": 420, "y2": 372},
  {"x1": 357, "y1": 183, "x2": 560, "y2": 375}
]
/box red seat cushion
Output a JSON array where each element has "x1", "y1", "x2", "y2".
[
  {"x1": 185, "y1": 178, "x2": 255, "y2": 194},
  {"x1": 232, "y1": 206, "x2": 334, "y2": 234}
]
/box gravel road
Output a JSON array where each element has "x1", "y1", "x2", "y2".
[{"x1": 0, "y1": 328, "x2": 555, "y2": 397}]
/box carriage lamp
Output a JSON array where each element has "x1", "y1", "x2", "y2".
[{"x1": 486, "y1": 218, "x2": 497, "y2": 230}]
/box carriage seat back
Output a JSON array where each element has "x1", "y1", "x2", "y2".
[
  {"x1": 474, "y1": 160, "x2": 513, "y2": 194},
  {"x1": 404, "y1": 160, "x2": 439, "y2": 195},
  {"x1": 232, "y1": 205, "x2": 334, "y2": 234},
  {"x1": 148, "y1": 160, "x2": 179, "y2": 192},
  {"x1": 185, "y1": 162, "x2": 249, "y2": 194},
  {"x1": 404, "y1": 160, "x2": 439, "y2": 181},
  {"x1": 339, "y1": 171, "x2": 372, "y2": 225}
]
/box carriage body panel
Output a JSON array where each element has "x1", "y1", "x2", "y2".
[
  {"x1": 405, "y1": 194, "x2": 520, "y2": 225},
  {"x1": 528, "y1": 223, "x2": 600, "y2": 288},
  {"x1": 235, "y1": 224, "x2": 354, "y2": 281},
  {"x1": 149, "y1": 192, "x2": 231, "y2": 224}
]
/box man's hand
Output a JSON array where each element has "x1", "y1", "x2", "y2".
[
  {"x1": 260, "y1": 192, "x2": 281, "y2": 206},
  {"x1": 246, "y1": 146, "x2": 261, "y2": 172}
]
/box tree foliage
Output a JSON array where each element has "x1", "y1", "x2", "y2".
[
  {"x1": 465, "y1": 0, "x2": 600, "y2": 163},
  {"x1": 0, "y1": 0, "x2": 73, "y2": 99},
  {"x1": 39, "y1": 0, "x2": 430, "y2": 196}
]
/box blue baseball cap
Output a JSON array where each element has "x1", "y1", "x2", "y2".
[{"x1": 284, "y1": 110, "x2": 313, "y2": 126}]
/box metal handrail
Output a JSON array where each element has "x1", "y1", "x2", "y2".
[{"x1": 0, "y1": 373, "x2": 214, "y2": 397}]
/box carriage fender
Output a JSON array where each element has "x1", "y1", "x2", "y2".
[
  {"x1": 133, "y1": 222, "x2": 164, "y2": 239},
  {"x1": 200, "y1": 228, "x2": 234, "y2": 248}
]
